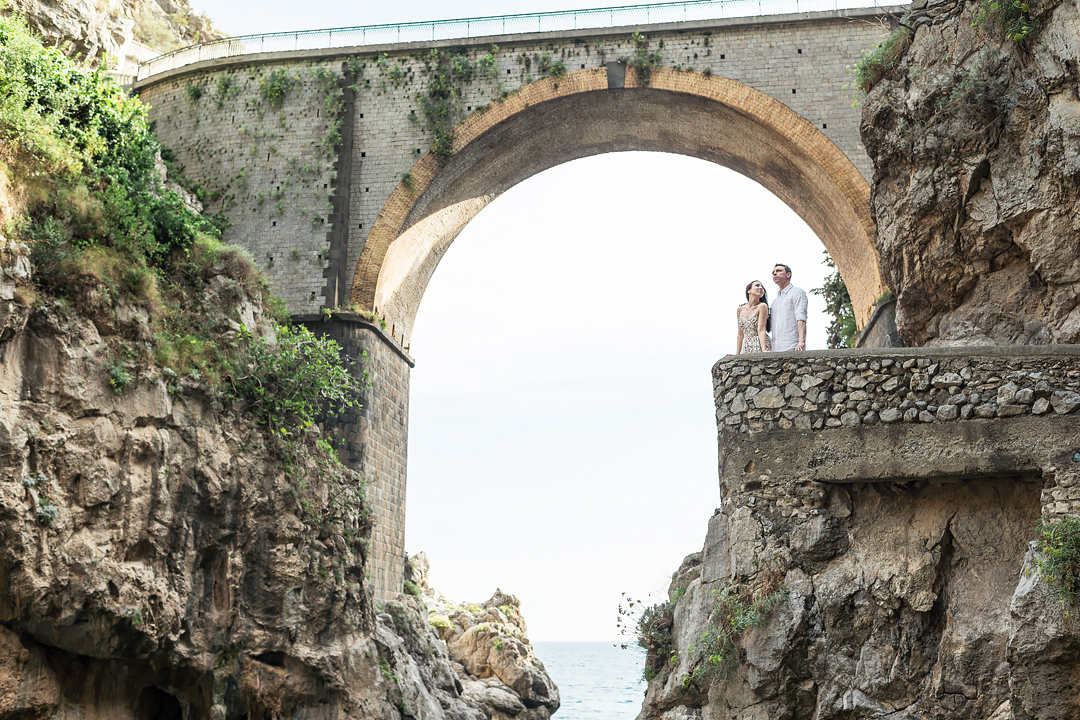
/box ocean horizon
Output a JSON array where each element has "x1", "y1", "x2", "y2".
[{"x1": 533, "y1": 641, "x2": 647, "y2": 719}]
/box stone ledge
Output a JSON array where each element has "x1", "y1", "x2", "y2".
[{"x1": 714, "y1": 345, "x2": 1080, "y2": 435}]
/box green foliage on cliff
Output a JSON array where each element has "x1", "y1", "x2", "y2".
[
  {"x1": 683, "y1": 583, "x2": 786, "y2": 686},
  {"x1": 812, "y1": 251, "x2": 857, "y2": 349},
  {"x1": 853, "y1": 26, "x2": 911, "y2": 94},
  {"x1": 1036, "y1": 516, "x2": 1080, "y2": 605},
  {"x1": 973, "y1": 0, "x2": 1035, "y2": 44},
  {"x1": 0, "y1": 14, "x2": 217, "y2": 270},
  {"x1": 636, "y1": 599, "x2": 675, "y2": 659},
  {"x1": 227, "y1": 323, "x2": 365, "y2": 437},
  {"x1": 2, "y1": 15, "x2": 365, "y2": 446}
]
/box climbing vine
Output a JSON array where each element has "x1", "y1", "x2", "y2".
[
  {"x1": 415, "y1": 47, "x2": 499, "y2": 161},
  {"x1": 680, "y1": 581, "x2": 786, "y2": 687},
  {"x1": 626, "y1": 31, "x2": 662, "y2": 86}
]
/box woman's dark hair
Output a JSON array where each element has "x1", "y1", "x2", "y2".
[{"x1": 744, "y1": 280, "x2": 771, "y2": 332}]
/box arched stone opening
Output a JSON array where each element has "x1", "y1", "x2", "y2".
[{"x1": 351, "y1": 67, "x2": 883, "y2": 345}]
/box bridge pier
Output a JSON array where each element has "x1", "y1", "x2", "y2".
[{"x1": 299, "y1": 314, "x2": 412, "y2": 602}]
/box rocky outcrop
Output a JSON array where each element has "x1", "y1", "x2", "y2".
[
  {"x1": 383, "y1": 553, "x2": 561, "y2": 720},
  {"x1": 5, "y1": 0, "x2": 222, "y2": 72},
  {"x1": 861, "y1": 0, "x2": 1080, "y2": 346},
  {"x1": 0, "y1": 242, "x2": 381, "y2": 718},
  {"x1": 0, "y1": 238, "x2": 558, "y2": 719},
  {"x1": 636, "y1": 349, "x2": 1080, "y2": 720}
]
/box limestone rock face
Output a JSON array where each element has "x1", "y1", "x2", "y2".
[
  {"x1": 0, "y1": 255, "x2": 389, "y2": 718},
  {"x1": 860, "y1": 0, "x2": 1080, "y2": 346},
  {"x1": 5, "y1": 0, "x2": 222, "y2": 72},
  {"x1": 413, "y1": 553, "x2": 561, "y2": 719},
  {"x1": 636, "y1": 475, "x2": 1080, "y2": 720},
  {"x1": 0, "y1": 246, "x2": 539, "y2": 719}
]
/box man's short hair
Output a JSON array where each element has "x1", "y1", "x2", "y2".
[{"x1": 773, "y1": 263, "x2": 792, "y2": 275}]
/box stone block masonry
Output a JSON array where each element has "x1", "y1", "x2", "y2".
[
  {"x1": 144, "y1": 59, "x2": 347, "y2": 313},
  {"x1": 299, "y1": 314, "x2": 413, "y2": 602},
  {"x1": 137, "y1": 7, "x2": 899, "y2": 315}
]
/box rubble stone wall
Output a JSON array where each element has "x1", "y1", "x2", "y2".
[{"x1": 714, "y1": 346, "x2": 1080, "y2": 433}]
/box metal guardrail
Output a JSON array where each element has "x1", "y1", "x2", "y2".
[{"x1": 137, "y1": 0, "x2": 892, "y2": 80}]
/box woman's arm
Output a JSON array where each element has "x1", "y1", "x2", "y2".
[
  {"x1": 756, "y1": 304, "x2": 770, "y2": 351},
  {"x1": 735, "y1": 306, "x2": 744, "y2": 354}
]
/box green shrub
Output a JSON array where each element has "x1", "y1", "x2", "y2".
[
  {"x1": 681, "y1": 583, "x2": 786, "y2": 687},
  {"x1": 184, "y1": 80, "x2": 204, "y2": 102},
  {"x1": 429, "y1": 614, "x2": 453, "y2": 630},
  {"x1": 538, "y1": 53, "x2": 566, "y2": 78},
  {"x1": 214, "y1": 75, "x2": 238, "y2": 107},
  {"x1": 636, "y1": 599, "x2": 675, "y2": 677},
  {"x1": 260, "y1": 69, "x2": 297, "y2": 107},
  {"x1": 1, "y1": 14, "x2": 216, "y2": 274},
  {"x1": 35, "y1": 497, "x2": 59, "y2": 525},
  {"x1": 853, "y1": 26, "x2": 912, "y2": 94},
  {"x1": 109, "y1": 362, "x2": 134, "y2": 393},
  {"x1": 973, "y1": 0, "x2": 1035, "y2": 43},
  {"x1": 812, "y1": 250, "x2": 857, "y2": 349},
  {"x1": 629, "y1": 32, "x2": 662, "y2": 86},
  {"x1": 227, "y1": 324, "x2": 364, "y2": 437},
  {"x1": 404, "y1": 579, "x2": 421, "y2": 597},
  {"x1": 1036, "y1": 517, "x2": 1080, "y2": 605}
]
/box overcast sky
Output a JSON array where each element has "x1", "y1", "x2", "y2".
[{"x1": 188, "y1": 0, "x2": 840, "y2": 641}]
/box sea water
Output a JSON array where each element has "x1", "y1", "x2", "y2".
[{"x1": 533, "y1": 642, "x2": 647, "y2": 720}]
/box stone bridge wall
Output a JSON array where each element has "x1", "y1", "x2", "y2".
[{"x1": 135, "y1": 8, "x2": 896, "y2": 316}]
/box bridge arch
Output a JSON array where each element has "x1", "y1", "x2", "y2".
[{"x1": 351, "y1": 67, "x2": 883, "y2": 343}]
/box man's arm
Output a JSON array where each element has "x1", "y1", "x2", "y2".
[{"x1": 795, "y1": 289, "x2": 808, "y2": 351}]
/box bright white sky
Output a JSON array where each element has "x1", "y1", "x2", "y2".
[{"x1": 190, "y1": 0, "x2": 838, "y2": 641}]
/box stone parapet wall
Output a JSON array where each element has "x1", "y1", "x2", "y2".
[{"x1": 713, "y1": 346, "x2": 1080, "y2": 435}]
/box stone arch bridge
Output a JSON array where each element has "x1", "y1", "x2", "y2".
[{"x1": 135, "y1": 1, "x2": 903, "y2": 599}]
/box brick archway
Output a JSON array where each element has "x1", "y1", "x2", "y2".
[{"x1": 351, "y1": 67, "x2": 882, "y2": 343}]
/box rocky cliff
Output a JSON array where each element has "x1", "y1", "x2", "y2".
[
  {"x1": 408, "y1": 554, "x2": 560, "y2": 720},
  {"x1": 0, "y1": 238, "x2": 380, "y2": 718},
  {"x1": 4, "y1": 0, "x2": 221, "y2": 72},
  {"x1": 0, "y1": 240, "x2": 560, "y2": 720},
  {"x1": 860, "y1": 0, "x2": 1080, "y2": 346},
  {"x1": 635, "y1": 350, "x2": 1080, "y2": 720}
]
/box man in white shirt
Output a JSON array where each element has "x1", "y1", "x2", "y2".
[{"x1": 770, "y1": 263, "x2": 807, "y2": 351}]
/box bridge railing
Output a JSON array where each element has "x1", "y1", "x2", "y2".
[{"x1": 136, "y1": 0, "x2": 894, "y2": 80}]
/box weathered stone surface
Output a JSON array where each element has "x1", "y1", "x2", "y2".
[
  {"x1": 1052, "y1": 390, "x2": 1080, "y2": 414},
  {"x1": 936, "y1": 403, "x2": 958, "y2": 420},
  {"x1": 861, "y1": 0, "x2": 1080, "y2": 346},
  {"x1": 932, "y1": 372, "x2": 963, "y2": 388},
  {"x1": 999, "y1": 382, "x2": 1020, "y2": 405},
  {"x1": 0, "y1": 252, "x2": 537, "y2": 719},
  {"x1": 417, "y1": 556, "x2": 560, "y2": 718},
  {"x1": 711, "y1": 350, "x2": 1080, "y2": 436},
  {"x1": 639, "y1": 386, "x2": 1080, "y2": 720},
  {"x1": 752, "y1": 386, "x2": 785, "y2": 409},
  {"x1": 10, "y1": 0, "x2": 222, "y2": 74},
  {"x1": 880, "y1": 407, "x2": 901, "y2": 423}
]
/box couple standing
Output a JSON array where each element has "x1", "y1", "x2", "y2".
[{"x1": 736, "y1": 263, "x2": 808, "y2": 354}]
